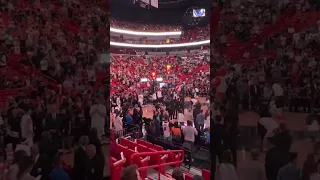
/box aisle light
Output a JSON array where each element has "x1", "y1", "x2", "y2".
[
  {"x1": 166, "y1": 64, "x2": 171, "y2": 70},
  {"x1": 166, "y1": 64, "x2": 171, "y2": 74},
  {"x1": 110, "y1": 40, "x2": 210, "y2": 48},
  {"x1": 110, "y1": 27, "x2": 182, "y2": 36},
  {"x1": 151, "y1": 72, "x2": 156, "y2": 80}
]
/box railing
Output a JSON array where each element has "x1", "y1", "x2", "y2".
[{"x1": 130, "y1": 150, "x2": 184, "y2": 180}]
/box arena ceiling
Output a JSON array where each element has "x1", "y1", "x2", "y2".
[{"x1": 110, "y1": 0, "x2": 210, "y2": 25}]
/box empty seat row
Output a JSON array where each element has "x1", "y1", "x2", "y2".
[{"x1": 111, "y1": 138, "x2": 183, "y2": 179}]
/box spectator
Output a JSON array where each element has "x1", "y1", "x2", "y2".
[
  {"x1": 265, "y1": 138, "x2": 289, "y2": 180},
  {"x1": 302, "y1": 143, "x2": 320, "y2": 180},
  {"x1": 224, "y1": 121, "x2": 238, "y2": 167},
  {"x1": 172, "y1": 167, "x2": 184, "y2": 180},
  {"x1": 49, "y1": 155, "x2": 70, "y2": 180},
  {"x1": 5, "y1": 150, "x2": 28, "y2": 180},
  {"x1": 17, "y1": 156, "x2": 36, "y2": 180},
  {"x1": 38, "y1": 131, "x2": 57, "y2": 163},
  {"x1": 241, "y1": 148, "x2": 266, "y2": 180},
  {"x1": 211, "y1": 115, "x2": 225, "y2": 169},
  {"x1": 90, "y1": 98, "x2": 106, "y2": 140},
  {"x1": 182, "y1": 120, "x2": 198, "y2": 158},
  {"x1": 120, "y1": 165, "x2": 141, "y2": 180},
  {"x1": 73, "y1": 136, "x2": 89, "y2": 180},
  {"x1": 171, "y1": 122, "x2": 182, "y2": 142},
  {"x1": 86, "y1": 144, "x2": 104, "y2": 180},
  {"x1": 277, "y1": 152, "x2": 300, "y2": 180},
  {"x1": 215, "y1": 150, "x2": 238, "y2": 180},
  {"x1": 30, "y1": 144, "x2": 51, "y2": 180},
  {"x1": 273, "y1": 123, "x2": 292, "y2": 153},
  {"x1": 196, "y1": 110, "x2": 205, "y2": 132},
  {"x1": 89, "y1": 128, "x2": 102, "y2": 156}
]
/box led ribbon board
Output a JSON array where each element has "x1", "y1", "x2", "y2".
[
  {"x1": 110, "y1": 40, "x2": 210, "y2": 48},
  {"x1": 110, "y1": 27, "x2": 182, "y2": 36}
]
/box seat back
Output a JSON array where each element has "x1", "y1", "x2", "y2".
[
  {"x1": 137, "y1": 139, "x2": 153, "y2": 148},
  {"x1": 110, "y1": 157, "x2": 124, "y2": 180},
  {"x1": 202, "y1": 169, "x2": 210, "y2": 180},
  {"x1": 120, "y1": 138, "x2": 137, "y2": 150},
  {"x1": 184, "y1": 173, "x2": 193, "y2": 180}
]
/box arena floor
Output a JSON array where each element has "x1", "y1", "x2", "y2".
[
  {"x1": 237, "y1": 111, "x2": 312, "y2": 169},
  {"x1": 142, "y1": 97, "x2": 208, "y2": 120}
]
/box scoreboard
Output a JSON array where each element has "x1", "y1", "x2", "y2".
[
  {"x1": 150, "y1": 0, "x2": 158, "y2": 8},
  {"x1": 137, "y1": 0, "x2": 158, "y2": 8}
]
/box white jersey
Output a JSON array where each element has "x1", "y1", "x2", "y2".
[
  {"x1": 116, "y1": 97, "x2": 121, "y2": 107},
  {"x1": 90, "y1": 104, "x2": 107, "y2": 139},
  {"x1": 191, "y1": 98, "x2": 197, "y2": 105},
  {"x1": 113, "y1": 116, "x2": 123, "y2": 131},
  {"x1": 173, "y1": 92, "x2": 178, "y2": 100},
  {"x1": 157, "y1": 90, "x2": 162, "y2": 98},
  {"x1": 163, "y1": 122, "x2": 171, "y2": 137},
  {"x1": 138, "y1": 94, "x2": 144, "y2": 105},
  {"x1": 178, "y1": 113, "x2": 184, "y2": 123}
]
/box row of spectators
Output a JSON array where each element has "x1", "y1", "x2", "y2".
[
  {"x1": 111, "y1": 18, "x2": 181, "y2": 32},
  {"x1": 216, "y1": 0, "x2": 313, "y2": 43}
]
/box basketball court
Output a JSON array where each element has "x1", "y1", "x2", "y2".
[
  {"x1": 142, "y1": 97, "x2": 209, "y2": 121},
  {"x1": 237, "y1": 111, "x2": 312, "y2": 170}
]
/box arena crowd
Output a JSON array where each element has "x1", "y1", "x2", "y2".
[
  {"x1": 0, "y1": 0, "x2": 108, "y2": 180},
  {"x1": 209, "y1": 0, "x2": 320, "y2": 180}
]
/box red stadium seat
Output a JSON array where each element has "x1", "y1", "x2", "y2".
[
  {"x1": 110, "y1": 157, "x2": 125, "y2": 180},
  {"x1": 137, "y1": 139, "x2": 154, "y2": 149},
  {"x1": 184, "y1": 173, "x2": 193, "y2": 180},
  {"x1": 202, "y1": 169, "x2": 210, "y2": 180},
  {"x1": 119, "y1": 138, "x2": 137, "y2": 150}
]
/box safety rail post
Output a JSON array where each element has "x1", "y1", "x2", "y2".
[{"x1": 130, "y1": 150, "x2": 184, "y2": 180}]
